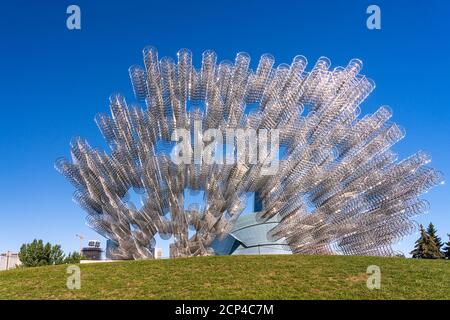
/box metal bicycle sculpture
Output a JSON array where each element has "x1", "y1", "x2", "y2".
[{"x1": 56, "y1": 46, "x2": 443, "y2": 259}]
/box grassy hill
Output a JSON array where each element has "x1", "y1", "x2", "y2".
[{"x1": 0, "y1": 254, "x2": 449, "y2": 299}]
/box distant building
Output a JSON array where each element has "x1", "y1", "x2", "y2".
[
  {"x1": 154, "y1": 247, "x2": 163, "y2": 259},
  {"x1": 81, "y1": 240, "x2": 103, "y2": 260},
  {"x1": 0, "y1": 252, "x2": 22, "y2": 271},
  {"x1": 105, "y1": 239, "x2": 118, "y2": 260}
]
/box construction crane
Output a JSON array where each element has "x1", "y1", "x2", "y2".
[{"x1": 75, "y1": 234, "x2": 84, "y2": 254}]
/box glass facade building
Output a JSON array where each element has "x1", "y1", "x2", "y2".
[{"x1": 211, "y1": 212, "x2": 292, "y2": 255}]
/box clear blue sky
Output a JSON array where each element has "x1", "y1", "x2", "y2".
[{"x1": 0, "y1": 0, "x2": 449, "y2": 257}]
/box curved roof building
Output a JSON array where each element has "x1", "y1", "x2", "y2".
[{"x1": 212, "y1": 212, "x2": 291, "y2": 255}]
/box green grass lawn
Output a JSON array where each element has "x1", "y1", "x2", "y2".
[{"x1": 0, "y1": 254, "x2": 449, "y2": 299}]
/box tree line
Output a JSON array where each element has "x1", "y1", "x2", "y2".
[{"x1": 18, "y1": 239, "x2": 84, "y2": 267}]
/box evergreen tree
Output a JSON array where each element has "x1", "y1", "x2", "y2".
[
  {"x1": 443, "y1": 234, "x2": 450, "y2": 260},
  {"x1": 426, "y1": 222, "x2": 443, "y2": 252},
  {"x1": 410, "y1": 225, "x2": 443, "y2": 259}
]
